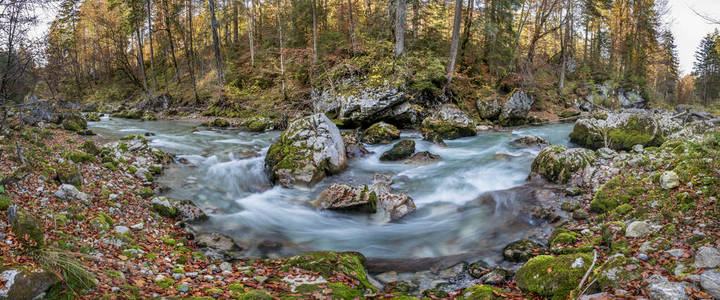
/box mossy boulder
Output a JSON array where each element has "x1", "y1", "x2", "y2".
[
  {"x1": 515, "y1": 253, "x2": 592, "y2": 298},
  {"x1": 594, "y1": 254, "x2": 642, "y2": 289},
  {"x1": 421, "y1": 104, "x2": 476, "y2": 140},
  {"x1": 8, "y1": 207, "x2": 45, "y2": 248},
  {"x1": 549, "y1": 228, "x2": 581, "y2": 246},
  {"x1": 281, "y1": 251, "x2": 374, "y2": 292},
  {"x1": 499, "y1": 90, "x2": 534, "y2": 126},
  {"x1": 85, "y1": 112, "x2": 101, "y2": 121},
  {"x1": 380, "y1": 140, "x2": 415, "y2": 161},
  {"x1": 589, "y1": 176, "x2": 637, "y2": 213},
  {"x1": 265, "y1": 114, "x2": 347, "y2": 188},
  {"x1": 151, "y1": 197, "x2": 180, "y2": 218},
  {"x1": 61, "y1": 111, "x2": 88, "y2": 132},
  {"x1": 531, "y1": 145, "x2": 596, "y2": 184},
  {"x1": 503, "y1": 239, "x2": 546, "y2": 262},
  {"x1": 0, "y1": 267, "x2": 60, "y2": 300},
  {"x1": 458, "y1": 284, "x2": 504, "y2": 300},
  {"x1": 0, "y1": 195, "x2": 11, "y2": 211},
  {"x1": 361, "y1": 122, "x2": 400, "y2": 144},
  {"x1": 234, "y1": 289, "x2": 273, "y2": 300},
  {"x1": 313, "y1": 184, "x2": 378, "y2": 213},
  {"x1": 201, "y1": 118, "x2": 230, "y2": 128},
  {"x1": 476, "y1": 98, "x2": 503, "y2": 120},
  {"x1": 570, "y1": 112, "x2": 675, "y2": 151},
  {"x1": 242, "y1": 116, "x2": 276, "y2": 132}
]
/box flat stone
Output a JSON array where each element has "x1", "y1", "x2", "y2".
[
  {"x1": 694, "y1": 246, "x2": 720, "y2": 269},
  {"x1": 625, "y1": 221, "x2": 654, "y2": 238},
  {"x1": 130, "y1": 223, "x2": 144, "y2": 230},
  {"x1": 665, "y1": 249, "x2": 685, "y2": 258},
  {"x1": 114, "y1": 226, "x2": 130, "y2": 235},
  {"x1": 700, "y1": 270, "x2": 720, "y2": 299}
]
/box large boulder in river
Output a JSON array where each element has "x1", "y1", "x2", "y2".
[
  {"x1": 312, "y1": 86, "x2": 422, "y2": 128},
  {"x1": 421, "y1": 104, "x2": 476, "y2": 140},
  {"x1": 531, "y1": 145, "x2": 596, "y2": 184},
  {"x1": 361, "y1": 122, "x2": 400, "y2": 144},
  {"x1": 499, "y1": 90, "x2": 534, "y2": 125},
  {"x1": 265, "y1": 114, "x2": 347, "y2": 188},
  {"x1": 570, "y1": 111, "x2": 681, "y2": 151},
  {"x1": 380, "y1": 140, "x2": 415, "y2": 161},
  {"x1": 313, "y1": 184, "x2": 416, "y2": 222}
]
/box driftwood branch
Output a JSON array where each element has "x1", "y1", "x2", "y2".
[{"x1": 575, "y1": 250, "x2": 598, "y2": 298}]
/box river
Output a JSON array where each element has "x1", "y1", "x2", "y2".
[{"x1": 89, "y1": 116, "x2": 574, "y2": 264}]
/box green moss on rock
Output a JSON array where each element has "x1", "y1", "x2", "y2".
[
  {"x1": 281, "y1": 251, "x2": 373, "y2": 292},
  {"x1": 361, "y1": 122, "x2": 400, "y2": 144},
  {"x1": 11, "y1": 209, "x2": 45, "y2": 248},
  {"x1": 458, "y1": 284, "x2": 504, "y2": 300},
  {"x1": 515, "y1": 253, "x2": 592, "y2": 299},
  {"x1": 531, "y1": 145, "x2": 596, "y2": 184}
]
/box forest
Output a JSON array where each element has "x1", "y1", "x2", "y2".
[
  {"x1": 1, "y1": 0, "x2": 718, "y2": 114},
  {"x1": 1, "y1": 0, "x2": 720, "y2": 300}
]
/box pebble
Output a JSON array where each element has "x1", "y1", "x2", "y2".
[
  {"x1": 130, "y1": 223, "x2": 144, "y2": 230},
  {"x1": 665, "y1": 249, "x2": 685, "y2": 258},
  {"x1": 637, "y1": 253, "x2": 649, "y2": 261}
]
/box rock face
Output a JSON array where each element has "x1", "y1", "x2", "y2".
[
  {"x1": 515, "y1": 253, "x2": 592, "y2": 298},
  {"x1": 0, "y1": 268, "x2": 60, "y2": 300},
  {"x1": 510, "y1": 136, "x2": 550, "y2": 149},
  {"x1": 361, "y1": 122, "x2": 400, "y2": 144},
  {"x1": 313, "y1": 183, "x2": 417, "y2": 222},
  {"x1": 570, "y1": 111, "x2": 681, "y2": 151},
  {"x1": 312, "y1": 86, "x2": 421, "y2": 128},
  {"x1": 531, "y1": 145, "x2": 596, "y2": 184},
  {"x1": 380, "y1": 140, "x2": 415, "y2": 161},
  {"x1": 499, "y1": 90, "x2": 534, "y2": 125},
  {"x1": 421, "y1": 104, "x2": 476, "y2": 140},
  {"x1": 265, "y1": 114, "x2": 347, "y2": 188}
]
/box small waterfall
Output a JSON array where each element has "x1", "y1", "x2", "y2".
[{"x1": 207, "y1": 155, "x2": 272, "y2": 195}]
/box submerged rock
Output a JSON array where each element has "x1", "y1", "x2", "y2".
[
  {"x1": 264, "y1": 114, "x2": 347, "y2": 188},
  {"x1": 405, "y1": 151, "x2": 441, "y2": 164},
  {"x1": 510, "y1": 136, "x2": 550, "y2": 149},
  {"x1": 341, "y1": 131, "x2": 372, "y2": 159},
  {"x1": 530, "y1": 145, "x2": 596, "y2": 184},
  {"x1": 380, "y1": 140, "x2": 415, "y2": 161},
  {"x1": 361, "y1": 122, "x2": 400, "y2": 144},
  {"x1": 421, "y1": 104, "x2": 476, "y2": 140}
]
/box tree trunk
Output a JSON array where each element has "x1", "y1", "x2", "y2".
[
  {"x1": 312, "y1": 0, "x2": 318, "y2": 62},
  {"x1": 246, "y1": 0, "x2": 255, "y2": 66},
  {"x1": 412, "y1": 0, "x2": 419, "y2": 39},
  {"x1": 348, "y1": 0, "x2": 356, "y2": 53},
  {"x1": 134, "y1": 25, "x2": 149, "y2": 91},
  {"x1": 446, "y1": 0, "x2": 463, "y2": 84},
  {"x1": 209, "y1": 0, "x2": 225, "y2": 89},
  {"x1": 459, "y1": 0, "x2": 473, "y2": 59},
  {"x1": 186, "y1": 0, "x2": 199, "y2": 102},
  {"x1": 394, "y1": 0, "x2": 405, "y2": 57},
  {"x1": 147, "y1": 0, "x2": 158, "y2": 90},
  {"x1": 233, "y1": 0, "x2": 239, "y2": 43},
  {"x1": 277, "y1": 0, "x2": 286, "y2": 97},
  {"x1": 163, "y1": 0, "x2": 181, "y2": 83}
]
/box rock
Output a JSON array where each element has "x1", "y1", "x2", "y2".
[
  {"x1": 438, "y1": 263, "x2": 466, "y2": 279},
  {"x1": 476, "y1": 98, "x2": 503, "y2": 120},
  {"x1": 646, "y1": 276, "x2": 691, "y2": 300},
  {"x1": 134, "y1": 167, "x2": 150, "y2": 181},
  {"x1": 7, "y1": 207, "x2": 44, "y2": 248},
  {"x1": 421, "y1": 104, "x2": 476, "y2": 140},
  {"x1": 61, "y1": 111, "x2": 88, "y2": 132},
  {"x1": 383, "y1": 280, "x2": 418, "y2": 293},
  {"x1": 313, "y1": 184, "x2": 416, "y2": 222},
  {"x1": 510, "y1": 136, "x2": 550, "y2": 149},
  {"x1": 632, "y1": 144, "x2": 644, "y2": 153},
  {"x1": 341, "y1": 131, "x2": 372, "y2": 159},
  {"x1": 468, "y1": 260, "x2": 490, "y2": 279},
  {"x1": 700, "y1": 270, "x2": 720, "y2": 299},
  {"x1": 0, "y1": 268, "x2": 60, "y2": 300},
  {"x1": 56, "y1": 164, "x2": 83, "y2": 186},
  {"x1": 665, "y1": 249, "x2": 685, "y2": 258},
  {"x1": 380, "y1": 140, "x2": 415, "y2": 161},
  {"x1": 151, "y1": 197, "x2": 178, "y2": 218},
  {"x1": 312, "y1": 86, "x2": 418, "y2": 128},
  {"x1": 361, "y1": 122, "x2": 400, "y2": 144},
  {"x1": 530, "y1": 145, "x2": 596, "y2": 184},
  {"x1": 114, "y1": 226, "x2": 130, "y2": 235},
  {"x1": 570, "y1": 112, "x2": 679, "y2": 151},
  {"x1": 694, "y1": 247, "x2": 720, "y2": 269},
  {"x1": 625, "y1": 221, "x2": 654, "y2": 238},
  {"x1": 459, "y1": 285, "x2": 504, "y2": 299},
  {"x1": 503, "y1": 239, "x2": 546, "y2": 262},
  {"x1": 422, "y1": 131, "x2": 446, "y2": 146},
  {"x1": 515, "y1": 253, "x2": 592, "y2": 298},
  {"x1": 151, "y1": 197, "x2": 207, "y2": 222},
  {"x1": 572, "y1": 209, "x2": 589, "y2": 220},
  {"x1": 618, "y1": 89, "x2": 647, "y2": 108},
  {"x1": 313, "y1": 184, "x2": 378, "y2": 213},
  {"x1": 659, "y1": 171, "x2": 679, "y2": 190},
  {"x1": 130, "y1": 223, "x2": 144, "y2": 230},
  {"x1": 480, "y1": 268, "x2": 510, "y2": 285},
  {"x1": 499, "y1": 90, "x2": 534, "y2": 125},
  {"x1": 265, "y1": 114, "x2": 347, "y2": 188},
  {"x1": 597, "y1": 147, "x2": 617, "y2": 160},
  {"x1": 595, "y1": 254, "x2": 642, "y2": 289},
  {"x1": 578, "y1": 293, "x2": 611, "y2": 300},
  {"x1": 241, "y1": 116, "x2": 275, "y2": 132},
  {"x1": 405, "y1": 151, "x2": 441, "y2": 164},
  {"x1": 196, "y1": 232, "x2": 244, "y2": 260},
  {"x1": 54, "y1": 184, "x2": 86, "y2": 201}
]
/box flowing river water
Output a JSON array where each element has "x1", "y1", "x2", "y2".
[{"x1": 89, "y1": 116, "x2": 574, "y2": 267}]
